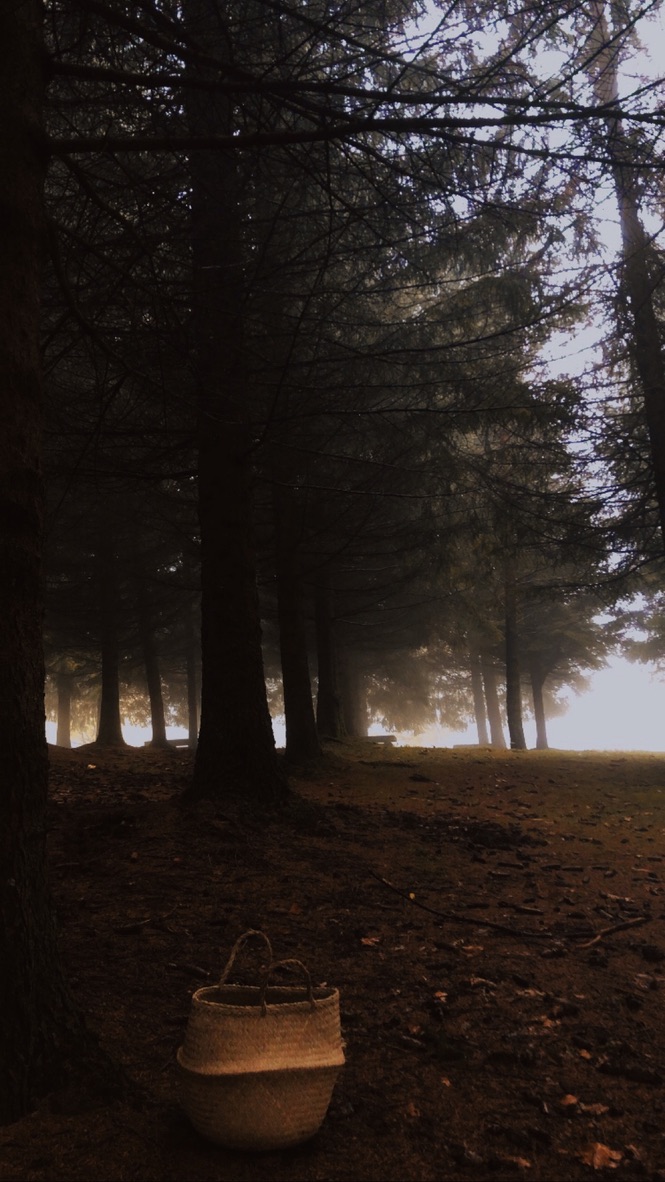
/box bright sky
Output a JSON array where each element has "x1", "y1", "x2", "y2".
[
  {"x1": 543, "y1": 658, "x2": 665, "y2": 751},
  {"x1": 393, "y1": 657, "x2": 665, "y2": 752}
]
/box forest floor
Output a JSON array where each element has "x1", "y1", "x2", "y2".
[{"x1": 2, "y1": 742, "x2": 665, "y2": 1182}]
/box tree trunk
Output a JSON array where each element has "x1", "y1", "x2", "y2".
[
  {"x1": 136, "y1": 574, "x2": 169, "y2": 749},
  {"x1": 613, "y1": 177, "x2": 665, "y2": 543},
  {"x1": 530, "y1": 660, "x2": 549, "y2": 750},
  {"x1": 481, "y1": 659, "x2": 506, "y2": 749},
  {"x1": 339, "y1": 653, "x2": 368, "y2": 738},
  {"x1": 186, "y1": 601, "x2": 199, "y2": 749},
  {"x1": 56, "y1": 671, "x2": 73, "y2": 748},
  {"x1": 586, "y1": 3, "x2": 665, "y2": 547},
  {"x1": 315, "y1": 568, "x2": 345, "y2": 739},
  {"x1": 273, "y1": 481, "x2": 321, "y2": 761},
  {"x1": 95, "y1": 534, "x2": 126, "y2": 747},
  {"x1": 469, "y1": 648, "x2": 489, "y2": 745},
  {"x1": 0, "y1": 2, "x2": 115, "y2": 1121},
  {"x1": 185, "y1": 0, "x2": 286, "y2": 802},
  {"x1": 504, "y1": 569, "x2": 527, "y2": 750}
]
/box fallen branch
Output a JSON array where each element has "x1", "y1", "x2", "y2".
[
  {"x1": 577, "y1": 915, "x2": 651, "y2": 948},
  {"x1": 369, "y1": 871, "x2": 555, "y2": 940},
  {"x1": 113, "y1": 905, "x2": 177, "y2": 934},
  {"x1": 167, "y1": 962, "x2": 211, "y2": 979},
  {"x1": 369, "y1": 873, "x2": 653, "y2": 948}
]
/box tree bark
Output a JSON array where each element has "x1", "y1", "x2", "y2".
[
  {"x1": 469, "y1": 647, "x2": 489, "y2": 745},
  {"x1": 136, "y1": 572, "x2": 169, "y2": 748},
  {"x1": 315, "y1": 569, "x2": 346, "y2": 739},
  {"x1": 186, "y1": 601, "x2": 199, "y2": 749},
  {"x1": 481, "y1": 658, "x2": 506, "y2": 749},
  {"x1": 613, "y1": 179, "x2": 665, "y2": 543},
  {"x1": 56, "y1": 670, "x2": 73, "y2": 748},
  {"x1": 586, "y1": 3, "x2": 665, "y2": 548},
  {"x1": 339, "y1": 652, "x2": 368, "y2": 738},
  {"x1": 94, "y1": 534, "x2": 126, "y2": 747},
  {"x1": 273, "y1": 481, "x2": 321, "y2": 761},
  {"x1": 504, "y1": 568, "x2": 527, "y2": 750},
  {"x1": 185, "y1": 0, "x2": 286, "y2": 802},
  {"x1": 530, "y1": 660, "x2": 549, "y2": 750},
  {"x1": 0, "y1": 2, "x2": 115, "y2": 1121}
]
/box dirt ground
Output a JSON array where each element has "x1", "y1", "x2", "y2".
[{"x1": 2, "y1": 741, "x2": 665, "y2": 1181}]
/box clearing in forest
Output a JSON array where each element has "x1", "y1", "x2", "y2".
[{"x1": 2, "y1": 743, "x2": 664, "y2": 1182}]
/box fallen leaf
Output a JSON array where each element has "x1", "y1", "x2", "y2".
[
  {"x1": 440, "y1": 1076, "x2": 452, "y2": 1087},
  {"x1": 579, "y1": 1048, "x2": 593, "y2": 1060},
  {"x1": 361, "y1": 935, "x2": 380, "y2": 946},
  {"x1": 580, "y1": 1103, "x2": 610, "y2": 1116},
  {"x1": 580, "y1": 1143, "x2": 623, "y2": 1170},
  {"x1": 499, "y1": 1155, "x2": 532, "y2": 1170},
  {"x1": 86, "y1": 763, "x2": 96, "y2": 769},
  {"x1": 461, "y1": 944, "x2": 484, "y2": 955},
  {"x1": 560, "y1": 1094, "x2": 579, "y2": 1108},
  {"x1": 405, "y1": 1101, "x2": 420, "y2": 1118},
  {"x1": 407, "y1": 1022, "x2": 424, "y2": 1036},
  {"x1": 433, "y1": 990, "x2": 448, "y2": 1003},
  {"x1": 408, "y1": 891, "x2": 416, "y2": 900}
]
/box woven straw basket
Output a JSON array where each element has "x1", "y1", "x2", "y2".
[{"x1": 177, "y1": 931, "x2": 345, "y2": 1149}]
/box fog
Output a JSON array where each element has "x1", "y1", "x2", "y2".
[
  {"x1": 388, "y1": 658, "x2": 665, "y2": 752},
  {"x1": 47, "y1": 656, "x2": 665, "y2": 754}
]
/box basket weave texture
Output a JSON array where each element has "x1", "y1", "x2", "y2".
[{"x1": 178, "y1": 932, "x2": 345, "y2": 1150}]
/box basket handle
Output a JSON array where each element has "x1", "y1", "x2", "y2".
[
  {"x1": 259, "y1": 957, "x2": 315, "y2": 1015},
  {"x1": 218, "y1": 930, "x2": 273, "y2": 986}
]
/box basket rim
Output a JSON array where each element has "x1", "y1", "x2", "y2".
[{"x1": 190, "y1": 983, "x2": 340, "y2": 1012}]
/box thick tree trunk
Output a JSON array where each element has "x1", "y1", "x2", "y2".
[
  {"x1": 0, "y1": 3, "x2": 115, "y2": 1121},
  {"x1": 587, "y1": 3, "x2": 665, "y2": 547},
  {"x1": 136, "y1": 575, "x2": 169, "y2": 749},
  {"x1": 613, "y1": 173, "x2": 665, "y2": 542},
  {"x1": 95, "y1": 535, "x2": 126, "y2": 747},
  {"x1": 186, "y1": 0, "x2": 285, "y2": 802},
  {"x1": 504, "y1": 570, "x2": 527, "y2": 750},
  {"x1": 194, "y1": 415, "x2": 284, "y2": 797},
  {"x1": 315, "y1": 570, "x2": 346, "y2": 739},
  {"x1": 56, "y1": 671, "x2": 73, "y2": 748},
  {"x1": 481, "y1": 659, "x2": 506, "y2": 749},
  {"x1": 530, "y1": 661, "x2": 549, "y2": 750},
  {"x1": 339, "y1": 653, "x2": 368, "y2": 738},
  {"x1": 469, "y1": 648, "x2": 489, "y2": 745},
  {"x1": 273, "y1": 481, "x2": 321, "y2": 761},
  {"x1": 186, "y1": 602, "x2": 199, "y2": 749}
]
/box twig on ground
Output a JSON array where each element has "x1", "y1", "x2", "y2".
[
  {"x1": 166, "y1": 962, "x2": 211, "y2": 978},
  {"x1": 113, "y1": 905, "x2": 177, "y2": 934},
  {"x1": 577, "y1": 915, "x2": 651, "y2": 948},
  {"x1": 369, "y1": 871, "x2": 555, "y2": 940},
  {"x1": 370, "y1": 872, "x2": 653, "y2": 949}
]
